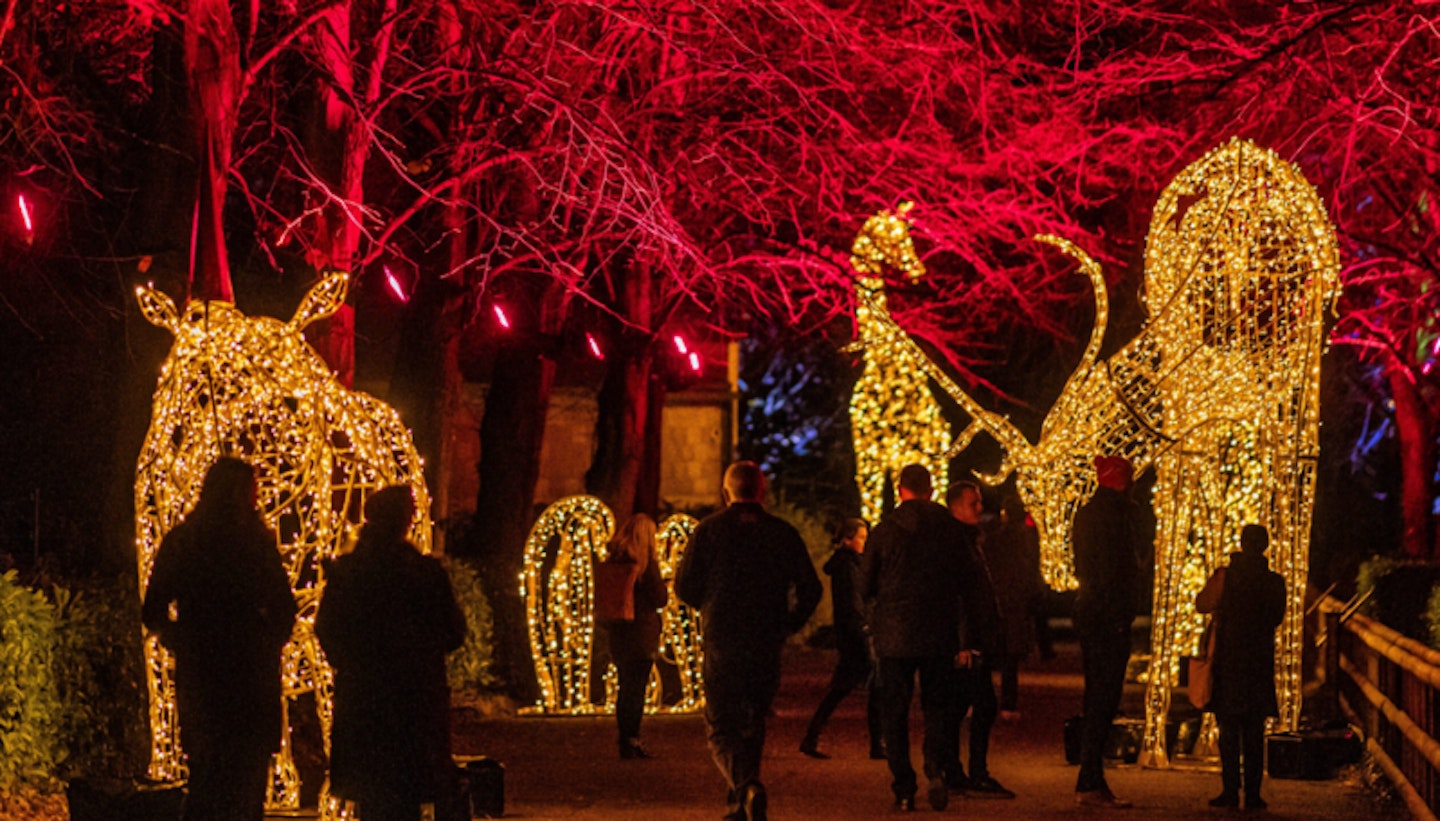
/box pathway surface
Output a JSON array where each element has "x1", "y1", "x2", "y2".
[{"x1": 451, "y1": 630, "x2": 1396, "y2": 820}]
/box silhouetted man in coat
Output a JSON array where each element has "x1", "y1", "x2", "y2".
[
  {"x1": 676, "y1": 461, "x2": 822, "y2": 821},
  {"x1": 316, "y1": 486, "x2": 466, "y2": 821},
  {"x1": 862, "y1": 464, "x2": 982, "y2": 812},
  {"x1": 142, "y1": 458, "x2": 297, "y2": 821},
  {"x1": 1072, "y1": 455, "x2": 1145, "y2": 808},
  {"x1": 943, "y1": 481, "x2": 1012, "y2": 799}
]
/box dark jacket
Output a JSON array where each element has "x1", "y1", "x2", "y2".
[
  {"x1": 315, "y1": 536, "x2": 466, "y2": 804},
  {"x1": 983, "y1": 517, "x2": 1041, "y2": 658},
  {"x1": 141, "y1": 510, "x2": 296, "y2": 756},
  {"x1": 675, "y1": 502, "x2": 821, "y2": 658},
  {"x1": 824, "y1": 547, "x2": 868, "y2": 654},
  {"x1": 862, "y1": 499, "x2": 986, "y2": 659},
  {"x1": 1071, "y1": 486, "x2": 1144, "y2": 634},
  {"x1": 1197, "y1": 551, "x2": 1285, "y2": 718},
  {"x1": 955, "y1": 521, "x2": 1004, "y2": 658},
  {"x1": 604, "y1": 556, "x2": 668, "y2": 663}
]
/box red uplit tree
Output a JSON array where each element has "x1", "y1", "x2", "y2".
[{"x1": 4, "y1": 2, "x2": 1438, "y2": 701}]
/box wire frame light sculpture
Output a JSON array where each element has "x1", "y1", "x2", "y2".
[
  {"x1": 846, "y1": 138, "x2": 1338, "y2": 767},
  {"x1": 134, "y1": 271, "x2": 432, "y2": 816},
  {"x1": 521, "y1": 496, "x2": 704, "y2": 714},
  {"x1": 848, "y1": 202, "x2": 951, "y2": 522}
]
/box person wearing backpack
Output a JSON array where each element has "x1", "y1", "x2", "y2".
[{"x1": 596, "y1": 513, "x2": 669, "y2": 759}]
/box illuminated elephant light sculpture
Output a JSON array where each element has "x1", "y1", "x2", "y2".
[
  {"x1": 134, "y1": 271, "x2": 432, "y2": 813},
  {"x1": 857, "y1": 138, "x2": 1339, "y2": 766},
  {"x1": 521, "y1": 495, "x2": 704, "y2": 714}
]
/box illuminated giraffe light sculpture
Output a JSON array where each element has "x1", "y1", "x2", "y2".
[
  {"x1": 521, "y1": 496, "x2": 705, "y2": 715},
  {"x1": 134, "y1": 271, "x2": 431, "y2": 817},
  {"x1": 852, "y1": 138, "x2": 1338, "y2": 766},
  {"x1": 848, "y1": 202, "x2": 951, "y2": 525}
]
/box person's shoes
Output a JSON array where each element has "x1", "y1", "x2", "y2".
[
  {"x1": 967, "y1": 775, "x2": 1016, "y2": 799},
  {"x1": 799, "y1": 738, "x2": 830, "y2": 759},
  {"x1": 1077, "y1": 788, "x2": 1132, "y2": 808},
  {"x1": 1208, "y1": 792, "x2": 1239, "y2": 808},
  {"x1": 1243, "y1": 795, "x2": 1267, "y2": 812},
  {"x1": 892, "y1": 794, "x2": 916, "y2": 812},
  {"x1": 618, "y1": 739, "x2": 653, "y2": 759},
  {"x1": 742, "y1": 782, "x2": 768, "y2": 821},
  {"x1": 999, "y1": 709, "x2": 1022, "y2": 722},
  {"x1": 945, "y1": 773, "x2": 972, "y2": 793},
  {"x1": 927, "y1": 777, "x2": 949, "y2": 811}
]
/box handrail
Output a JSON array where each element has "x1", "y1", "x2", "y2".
[{"x1": 1320, "y1": 591, "x2": 1440, "y2": 820}]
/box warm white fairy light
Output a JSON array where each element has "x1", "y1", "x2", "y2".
[
  {"x1": 848, "y1": 203, "x2": 951, "y2": 523},
  {"x1": 848, "y1": 139, "x2": 1337, "y2": 768},
  {"x1": 521, "y1": 497, "x2": 703, "y2": 714},
  {"x1": 134, "y1": 271, "x2": 432, "y2": 816}
]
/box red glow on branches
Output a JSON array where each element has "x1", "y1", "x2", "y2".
[
  {"x1": 494, "y1": 305, "x2": 511, "y2": 330},
  {"x1": 384, "y1": 266, "x2": 408, "y2": 302},
  {"x1": 587, "y1": 333, "x2": 605, "y2": 360}
]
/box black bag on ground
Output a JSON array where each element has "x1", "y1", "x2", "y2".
[{"x1": 449, "y1": 756, "x2": 505, "y2": 818}]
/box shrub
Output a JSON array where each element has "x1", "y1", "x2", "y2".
[
  {"x1": 0, "y1": 570, "x2": 65, "y2": 792},
  {"x1": 445, "y1": 557, "x2": 501, "y2": 694},
  {"x1": 0, "y1": 570, "x2": 149, "y2": 808},
  {"x1": 50, "y1": 576, "x2": 148, "y2": 780}
]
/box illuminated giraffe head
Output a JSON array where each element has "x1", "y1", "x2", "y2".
[
  {"x1": 134, "y1": 270, "x2": 431, "y2": 784},
  {"x1": 850, "y1": 202, "x2": 926, "y2": 285}
]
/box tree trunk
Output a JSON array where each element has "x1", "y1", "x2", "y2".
[
  {"x1": 300, "y1": 1, "x2": 382, "y2": 386},
  {"x1": 1387, "y1": 358, "x2": 1435, "y2": 558},
  {"x1": 587, "y1": 348, "x2": 654, "y2": 521},
  {"x1": 636, "y1": 376, "x2": 666, "y2": 517},
  {"x1": 586, "y1": 258, "x2": 655, "y2": 521},
  {"x1": 184, "y1": 0, "x2": 241, "y2": 303},
  {"x1": 469, "y1": 338, "x2": 556, "y2": 702}
]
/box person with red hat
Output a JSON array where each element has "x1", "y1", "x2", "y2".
[{"x1": 1072, "y1": 455, "x2": 1146, "y2": 809}]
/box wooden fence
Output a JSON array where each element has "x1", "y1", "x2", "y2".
[{"x1": 1318, "y1": 593, "x2": 1440, "y2": 821}]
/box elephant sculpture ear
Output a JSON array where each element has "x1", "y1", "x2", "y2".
[
  {"x1": 135, "y1": 283, "x2": 179, "y2": 333},
  {"x1": 290, "y1": 270, "x2": 350, "y2": 330}
]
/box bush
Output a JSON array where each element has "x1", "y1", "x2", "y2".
[
  {"x1": 445, "y1": 558, "x2": 501, "y2": 694},
  {"x1": 50, "y1": 576, "x2": 149, "y2": 781},
  {"x1": 0, "y1": 571, "x2": 149, "y2": 804},
  {"x1": 0, "y1": 570, "x2": 65, "y2": 792}
]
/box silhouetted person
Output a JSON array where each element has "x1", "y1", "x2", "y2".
[
  {"x1": 676, "y1": 461, "x2": 821, "y2": 821},
  {"x1": 942, "y1": 481, "x2": 1012, "y2": 799},
  {"x1": 985, "y1": 491, "x2": 1042, "y2": 716},
  {"x1": 862, "y1": 464, "x2": 976, "y2": 812},
  {"x1": 598, "y1": 513, "x2": 668, "y2": 759},
  {"x1": 800, "y1": 517, "x2": 883, "y2": 760},
  {"x1": 141, "y1": 457, "x2": 297, "y2": 821},
  {"x1": 315, "y1": 486, "x2": 466, "y2": 821},
  {"x1": 1072, "y1": 455, "x2": 1145, "y2": 809},
  {"x1": 1197, "y1": 524, "x2": 1286, "y2": 811}
]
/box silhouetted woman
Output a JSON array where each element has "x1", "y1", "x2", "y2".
[
  {"x1": 599, "y1": 513, "x2": 668, "y2": 759},
  {"x1": 316, "y1": 486, "x2": 466, "y2": 821},
  {"x1": 1196, "y1": 523, "x2": 1286, "y2": 811},
  {"x1": 142, "y1": 457, "x2": 297, "y2": 821},
  {"x1": 800, "y1": 518, "x2": 883, "y2": 760}
]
